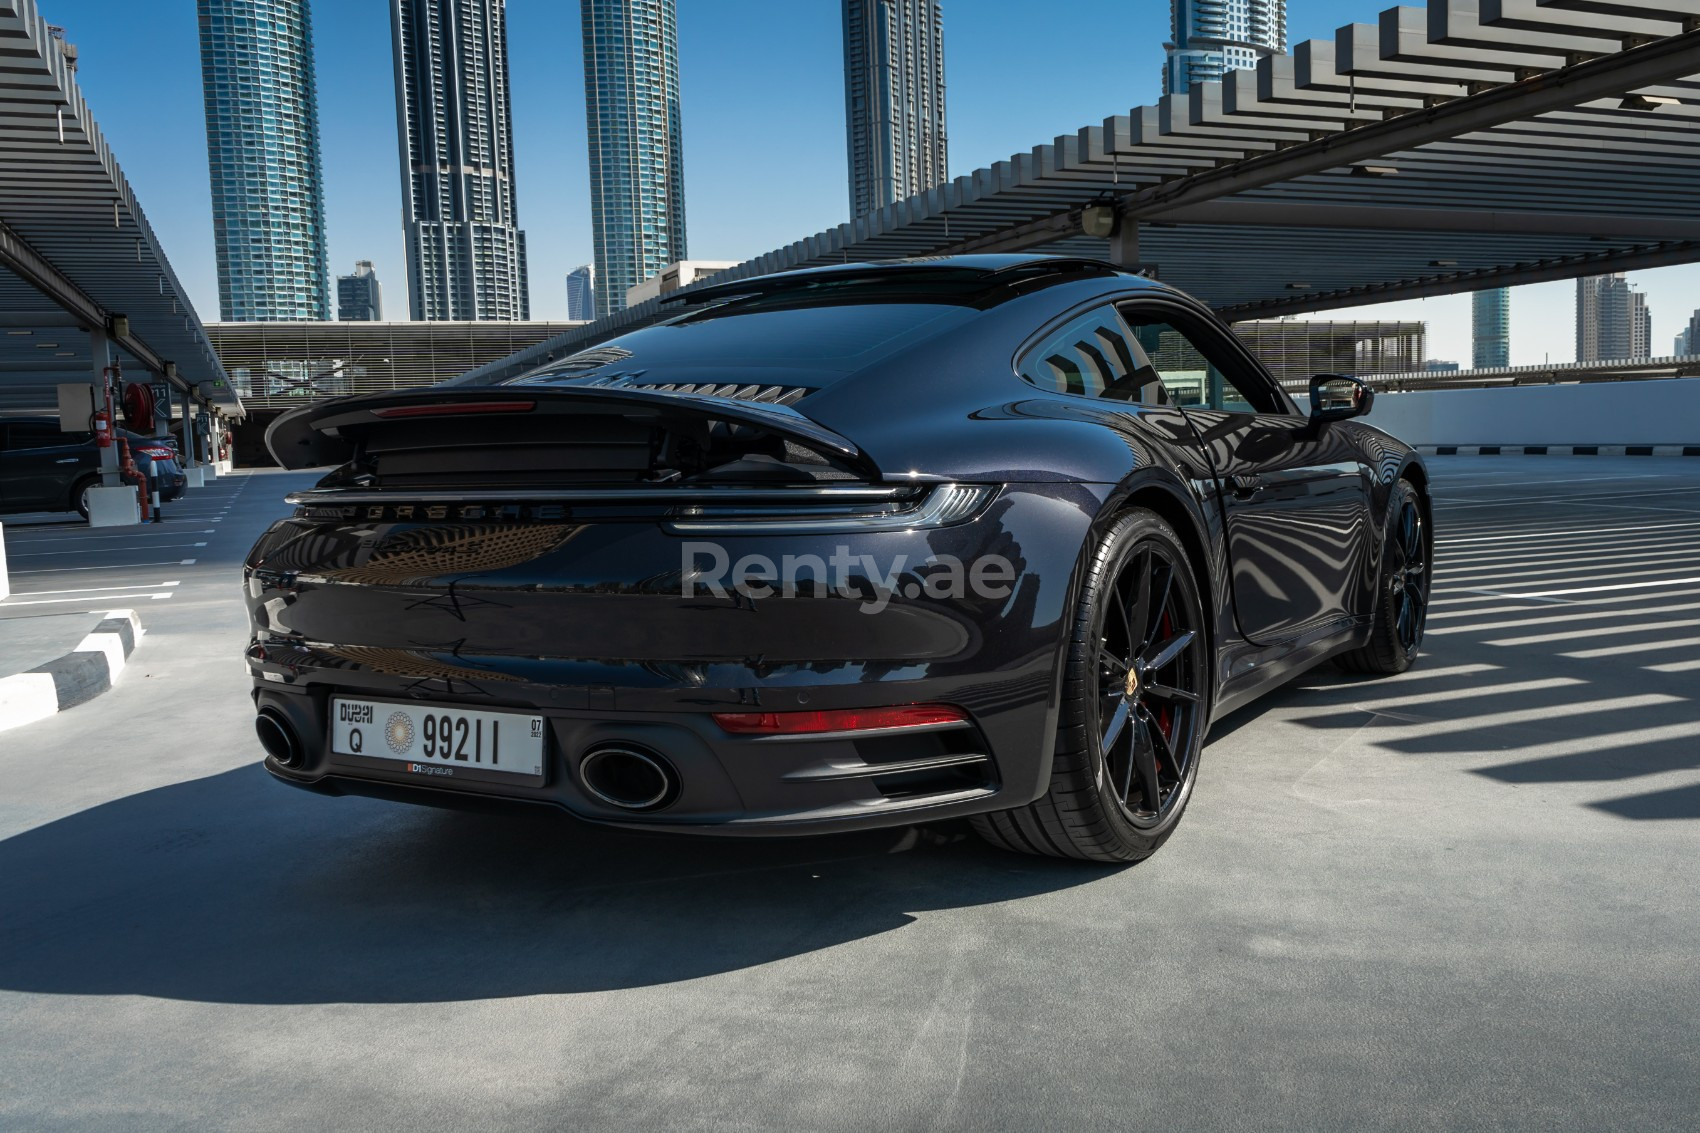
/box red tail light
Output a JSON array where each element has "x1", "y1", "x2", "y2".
[
  {"x1": 372, "y1": 400, "x2": 535, "y2": 419},
  {"x1": 712, "y1": 704, "x2": 969, "y2": 735}
]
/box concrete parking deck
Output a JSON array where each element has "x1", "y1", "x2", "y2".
[{"x1": 1, "y1": 460, "x2": 1697, "y2": 1130}]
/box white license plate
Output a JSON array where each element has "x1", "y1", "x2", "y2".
[{"x1": 330, "y1": 699, "x2": 545, "y2": 777}]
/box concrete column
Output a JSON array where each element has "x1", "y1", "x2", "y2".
[
  {"x1": 180, "y1": 387, "x2": 204, "y2": 488},
  {"x1": 1110, "y1": 218, "x2": 1140, "y2": 270},
  {"x1": 0, "y1": 521, "x2": 9, "y2": 601},
  {"x1": 91, "y1": 326, "x2": 118, "y2": 488}
]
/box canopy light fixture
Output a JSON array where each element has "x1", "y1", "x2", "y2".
[
  {"x1": 1430, "y1": 259, "x2": 1459, "y2": 267},
  {"x1": 34, "y1": 342, "x2": 59, "y2": 349},
  {"x1": 1080, "y1": 202, "x2": 1119, "y2": 238},
  {"x1": 1351, "y1": 165, "x2": 1399, "y2": 177},
  {"x1": 109, "y1": 314, "x2": 130, "y2": 338},
  {"x1": 1286, "y1": 282, "x2": 1312, "y2": 290},
  {"x1": 1621, "y1": 93, "x2": 1681, "y2": 110}
]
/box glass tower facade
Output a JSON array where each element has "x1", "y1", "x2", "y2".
[
  {"x1": 1577, "y1": 274, "x2": 1651, "y2": 362},
  {"x1": 581, "y1": 0, "x2": 685, "y2": 319},
  {"x1": 565, "y1": 265, "x2": 596, "y2": 321},
  {"x1": 392, "y1": 0, "x2": 530, "y2": 321},
  {"x1": 197, "y1": 0, "x2": 330, "y2": 321},
  {"x1": 842, "y1": 0, "x2": 948, "y2": 221},
  {"x1": 1165, "y1": 1, "x2": 1287, "y2": 95},
  {"x1": 337, "y1": 261, "x2": 383, "y2": 321},
  {"x1": 1471, "y1": 288, "x2": 1510, "y2": 369}
]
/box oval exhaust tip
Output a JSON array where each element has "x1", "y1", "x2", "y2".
[
  {"x1": 256, "y1": 709, "x2": 302, "y2": 768},
  {"x1": 579, "y1": 745, "x2": 678, "y2": 811}
]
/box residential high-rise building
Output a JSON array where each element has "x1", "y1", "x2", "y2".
[
  {"x1": 1676, "y1": 329, "x2": 1690, "y2": 357},
  {"x1": 1472, "y1": 288, "x2": 1510, "y2": 369},
  {"x1": 565, "y1": 265, "x2": 596, "y2": 321},
  {"x1": 1576, "y1": 274, "x2": 1650, "y2": 362},
  {"x1": 337, "y1": 261, "x2": 383, "y2": 321},
  {"x1": 197, "y1": 0, "x2": 330, "y2": 321},
  {"x1": 1685, "y1": 309, "x2": 1700, "y2": 357},
  {"x1": 1165, "y1": 1, "x2": 1288, "y2": 94},
  {"x1": 582, "y1": 0, "x2": 685, "y2": 319},
  {"x1": 392, "y1": 0, "x2": 530, "y2": 321},
  {"x1": 842, "y1": 0, "x2": 948, "y2": 221}
]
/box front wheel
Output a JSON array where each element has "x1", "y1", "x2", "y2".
[
  {"x1": 972, "y1": 509, "x2": 1209, "y2": 863},
  {"x1": 1336, "y1": 479, "x2": 1429, "y2": 675}
]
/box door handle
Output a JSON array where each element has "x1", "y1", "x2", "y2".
[
  {"x1": 1229, "y1": 474, "x2": 1264, "y2": 499},
  {"x1": 55, "y1": 458, "x2": 79, "y2": 464}
]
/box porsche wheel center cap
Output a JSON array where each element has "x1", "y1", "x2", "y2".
[{"x1": 1124, "y1": 667, "x2": 1141, "y2": 699}]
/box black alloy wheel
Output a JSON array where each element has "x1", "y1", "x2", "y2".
[
  {"x1": 1389, "y1": 491, "x2": 1428, "y2": 651},
  {"x1": 973, "y1": 509, "x2": 1209, "y2": 862},
  {"x1": 1337, "y1": 478, "x2": 1430, "y2": 675}
]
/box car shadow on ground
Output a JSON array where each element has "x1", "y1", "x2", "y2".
[{"x1": 0, "y1": 764, "x2": 1112, "y2": 1005}]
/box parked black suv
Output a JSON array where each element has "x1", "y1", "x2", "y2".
[{"x1": 0, "y1": 417, "x2": 187, "y2": 518}]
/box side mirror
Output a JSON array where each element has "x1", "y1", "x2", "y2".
[{"x1": 1309, "y1": 374, "x2": 1374, "y2": 423}]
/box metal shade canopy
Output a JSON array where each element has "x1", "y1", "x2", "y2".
[
  {"x1": 0, "y1": 0, "x2": 239, "y2": 417},
  {"x1": 463, "y1": 0, "x2": 1700, "y2": 387}
]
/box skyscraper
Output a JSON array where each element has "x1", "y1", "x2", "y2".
[
  {"x1": 842, "y1": 0, "x2": 948, "y2": 221},
  {"x1": 582, "y1": 0, "x2": 685, "y2": 319},
  {"x1": 1472, "y1": 288, "x2": 1510, "y2": 369},
  {"x1": 1686, "y1": 309, "x2": 1700, "y2": 357},
  {"x1": 338, "y1": 261, "x2": 383, "y2": 321},
  {"x1": 1576, "y1": 274, "x2": 1650, "y2": 362},
  {"x1": 197, "y1": 0, "x2": 330, "y2": 321},
  {"x1": 392, "y1": 0, "x2": 530, "y2": 320},
  {"x1": 565, "y1": 265, "x2": 596, "y2": 322},
  {"x1": 1165, "y1": 0, "x2": 1288, "y2": 95}
]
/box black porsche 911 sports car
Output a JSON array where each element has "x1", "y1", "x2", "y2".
[{"x1": 248, "y1": 255, "x2": 1431, "y2": 862}]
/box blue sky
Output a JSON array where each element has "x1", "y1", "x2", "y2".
[{"x1": 44, "y1": 1, "x2": 1699, "y2": 363}]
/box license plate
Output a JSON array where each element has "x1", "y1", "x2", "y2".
[{"x1": 330, "y1": 699, "x2": 545, "y2": 777}]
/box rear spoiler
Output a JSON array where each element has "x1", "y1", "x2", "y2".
[{"x1": 264, "y1": 385, "x2": 865, "y2": 472}]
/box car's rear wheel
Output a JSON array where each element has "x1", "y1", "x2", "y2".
[
  {"x1": 72, "y1": 475, "x2": 98, "y2": 519},
  {"x1": 972, "y1": 509, "x2": 1208, "y2": 863},
  {"x1": 1335, "y1": 479, "x2": 1429, "y2": 676}
]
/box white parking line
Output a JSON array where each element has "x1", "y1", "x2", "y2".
[
  {"x1": 0, "y1": 592, "x2": 174, "y2": 607},
  {"x1": 13, "y1": 560, "x2": 196, "y2": 574},
  {"x1": 1434, "y1": 520, "x2": 1700, "y2": 546},
  {"x1": 3, "y1": 529, "x2": 218, "y2": 544},
  {"x1": 6, "y1": 580, "x2": 181, "y2": 596},
  {"x1": 1501, "y1": 577, "x2": 1700, "y2": 599},
  {"x1": 9, "y1": 543, "x2": 209, "y2": 557}
]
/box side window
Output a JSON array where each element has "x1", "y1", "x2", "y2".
[
  {"x1": 1017, "y1": 307, "x2": 1165, "y2": 402},
  {"x1": 3, "y1": 422, "x2": 63, "y2": 451},
  {"x1": 1119, "y1": 311, "x2": 1272, "y2": 414}
]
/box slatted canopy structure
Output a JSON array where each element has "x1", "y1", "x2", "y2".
[
  {"x1": 0, "y1": 0, "x2": 239, "y2": 417},
  {"x1": 462, "y1": 0, "x2": 1700, "y2": 387}
]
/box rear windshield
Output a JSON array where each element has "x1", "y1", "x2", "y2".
[{"x1": 539, "y1": 300, "x2": 980, "y2": 378}]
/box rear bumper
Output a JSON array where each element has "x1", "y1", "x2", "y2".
[{"x1": 253, "y1": 678, "x2": 1051, "y2": 835}]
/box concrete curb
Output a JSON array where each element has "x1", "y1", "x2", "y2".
[
  {"x1": 1418, "y1": 445, "x2": 1700, "y2": 457},
  {"x1": 0, "y1": 610, "x2": 144, "y2": 733}
]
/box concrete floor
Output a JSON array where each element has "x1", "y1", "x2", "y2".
[{"x1": 1, "y1": 459, "x2": 1697, "y2": 1130}]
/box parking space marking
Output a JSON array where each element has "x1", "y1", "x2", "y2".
[
  {"x1": 9, "y1": 543, "x2": 210, "y2": 557},
  {"x1": 12, "y1": 559, "x2": 197, "y2": 574},
  {"x1": 1502, "y1": 577, "x2": 1700, "y2": 599},
  {"x1": 0, "y1": 592, "x2": 175, "y2": 607},
  {"x1": 2, "y1": 528, "x2": 219, "y2": 544},
  {"x1": 1646, "y1": 659, "x2": 1700, "y2": 673},
  {"x1": 4, "y1": 580, "x2": 182, "y2": 597}
]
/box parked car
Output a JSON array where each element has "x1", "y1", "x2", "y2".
[
  {"x1": 0, "y1": 416, "x2": 187, "y2": 518},
  {"x1": 248, "y1": 255, "x2": 1431, "y2": 863}
]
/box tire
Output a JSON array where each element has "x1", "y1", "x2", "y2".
[
  {"x1": 972, "y1": 509, "x2": 1210, "y2": 863},
  {"x1": 71, "y1": 475, "x2": 98, "y2": 519},
  {"x1": 1335, "y1": 479, "x2": 1429, "y2": 675}
]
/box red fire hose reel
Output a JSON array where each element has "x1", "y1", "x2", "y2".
[{"x1": 121, "y1": 381, "x2": 155, "y2": 433}]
